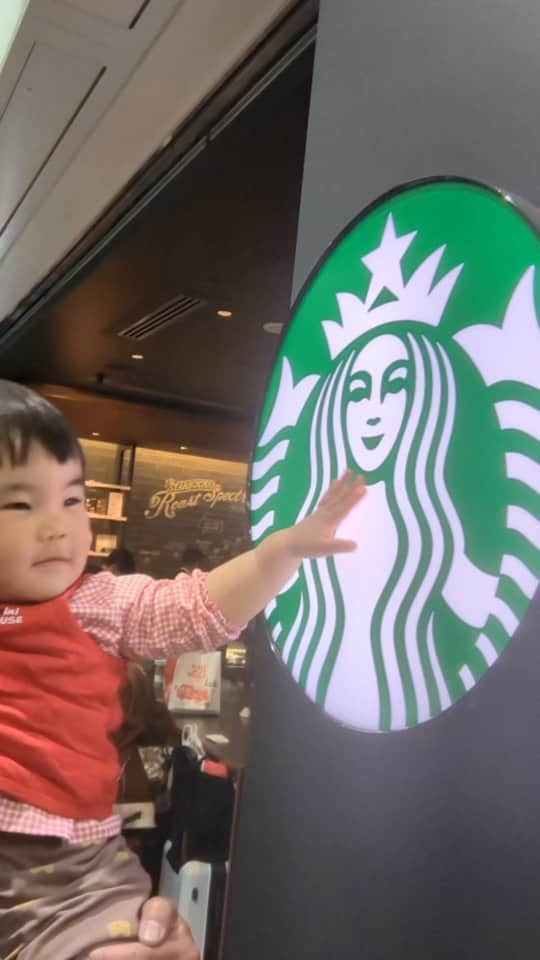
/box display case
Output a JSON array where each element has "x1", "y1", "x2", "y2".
[{"x1": 80, "y1": 439, "x2": 134, "y2": 558}]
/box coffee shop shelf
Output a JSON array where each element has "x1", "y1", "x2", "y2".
[
  {"x1": 88, "y1": 513, "x2": 128, "y2": 522},
  {"x1": 86, "y1": 481, "x2": 132, "y2": 492}
]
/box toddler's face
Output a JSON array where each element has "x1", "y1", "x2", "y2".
[{"x1": 0, "y1": 442, "x2": 91, "y2": 603}]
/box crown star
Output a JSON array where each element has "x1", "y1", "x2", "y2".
[
  {"x1": 362, "y1": 214, "x2": 417, "y2": 307},
  {"x1": 322, "y1": 214, "x2": 463, "y2": 359}
]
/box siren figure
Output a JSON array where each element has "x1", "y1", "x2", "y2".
[{"x1": 251, "y1": 203, "x2": 540, "y2": 732}]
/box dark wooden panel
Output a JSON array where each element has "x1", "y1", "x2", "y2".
[
  {"x1": 34, "y1": 383, "x2": 253, "y2": 459},
  {"x1": 124, "y1": 447, "x2": 249, "y2": 578}
]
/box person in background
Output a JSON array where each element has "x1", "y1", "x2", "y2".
[
  {"x1": 114, "y1": 661, "x2": 180, "y2": 784},
  {"x1": 0, "y1": 380, "x2": 365, "y2": 960},
  {"x1": 103, "y1": 547, "x2": 137, "y2": 576},
  {"x1": 179, "y1": 545, "x2": 208, "y2": 573},
  {"x1": 113, "y1": 658, "x2": 181, "y2": 894}
]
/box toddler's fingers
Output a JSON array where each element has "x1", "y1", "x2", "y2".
[
  {"x1": 330, "y1": 538, "x2": 357, "y2": 553},
  {"x1": 311, "y1": 537, "x2": 357, "y2": 556},
  {"x1": 321, "y1": 477, "x2": 366, "y2": 517}
]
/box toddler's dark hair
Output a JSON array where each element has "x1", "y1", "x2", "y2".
[{"x1": 0, "y1": 380, "x2": 84, "y2": 469}]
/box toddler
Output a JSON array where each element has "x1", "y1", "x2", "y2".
[{"x1": 0, "y1": 380, "x2": 364, "y2": 959}]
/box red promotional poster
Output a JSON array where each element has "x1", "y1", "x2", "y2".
[{"x1": 165, "y1": 651, "x2": 222, "y2": 715}]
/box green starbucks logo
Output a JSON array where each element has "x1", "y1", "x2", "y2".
[{"x1": 250, "y1": 178, "x2": 540, "y2": 732}]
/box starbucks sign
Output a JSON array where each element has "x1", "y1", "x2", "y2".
[{"x1": 250, "y1": 178, "x2": 540, "y2": 732}]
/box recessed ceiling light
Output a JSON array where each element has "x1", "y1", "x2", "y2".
[
  {"x1": 131, "y1": 353, "x2": 144, "y2": 360},
  {"x1": 179, "y1": 445, "x2": 189, "y2": 451},
  {"x1": 91, "y1": 432, "x2": 100, "y2": 437},
  {"x1": 217, "y1": 309, "x2": 232, "y2": 318},
  {"x1": 263, "y1": 322, "x2": 284, "y2": 335}
]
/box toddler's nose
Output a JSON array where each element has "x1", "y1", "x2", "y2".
[{"x1": 38, "y1": 516, "x2": 68, "y2": 541}]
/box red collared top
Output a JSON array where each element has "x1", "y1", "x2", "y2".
[{"x1": 0, "y1": 585, "x2": 126, "y2": 820}]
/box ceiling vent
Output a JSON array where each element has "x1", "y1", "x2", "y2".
[{"x1": 116, "y1": 293, "x2": 205, "y2": 341}]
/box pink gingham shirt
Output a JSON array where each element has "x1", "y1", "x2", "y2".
[{"x1": 0, "y1": 569, "x2": 242, "y2": 845}]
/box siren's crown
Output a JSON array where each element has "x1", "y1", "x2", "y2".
[{"x1": 323, "y1": 214, "x2": 463, "y2": 359}]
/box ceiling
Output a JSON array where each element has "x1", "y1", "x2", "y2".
[
  {"x1": 0, "y1": 0, "x2": 298, "y2": 319},
  {"x1": 0, "y1": 14, "x2": 315, "y2": 460}
]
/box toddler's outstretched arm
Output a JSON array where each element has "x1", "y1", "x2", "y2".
[{"x1": 207, "y1": 471, "x2": 365, "y2": 625}]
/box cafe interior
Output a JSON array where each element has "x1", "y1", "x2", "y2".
[{"x1": 0, "y1": 1, "x2": 317, "y2": 955}]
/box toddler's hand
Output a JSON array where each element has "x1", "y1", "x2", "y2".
[
  {"x1": 284, "y1": 470, "x2": 366, "y2": 559},
  {"x1": 206, "y1": 471, "x2": 366, "y2": 625}
]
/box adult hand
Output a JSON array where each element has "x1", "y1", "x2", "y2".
[{"x1": 88, "y1": 897, "x2": 199, "y2": 960}]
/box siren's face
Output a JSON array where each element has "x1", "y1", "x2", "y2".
[{"x1": 345, "y1": 334, "x2": 410, "y2": 472}]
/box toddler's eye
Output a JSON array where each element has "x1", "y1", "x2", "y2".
[
  {"x1": 65, "y1": 496, "x2": 83, "y2": 507},
  {"x1": 2, "y1": 501, "x2": 31, "y2": 511}
]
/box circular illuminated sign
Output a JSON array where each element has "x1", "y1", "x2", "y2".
[{"x1": 250, "y1": 178, "x2": 540, "y2": 732}]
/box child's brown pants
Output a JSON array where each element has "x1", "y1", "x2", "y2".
[{"x1": 0, "y1": 831, "x2": 151, "y2": 960}]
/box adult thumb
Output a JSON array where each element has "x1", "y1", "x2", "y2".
[{"x1": 139, "y1": 896, "x2": 177, "y2": 945}]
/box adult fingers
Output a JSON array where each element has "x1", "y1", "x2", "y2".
[
  {"x1": 88, "y1": 918, "x2": 199, "y2": 960},
  {"x1": 138, "y1": 897, "x2": 178, "y2": 946}
]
